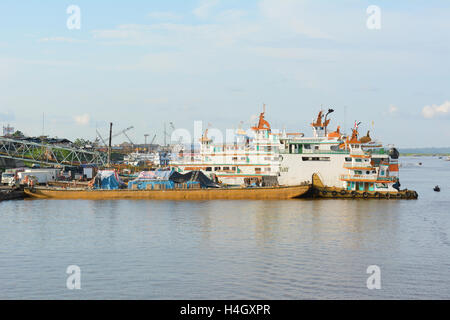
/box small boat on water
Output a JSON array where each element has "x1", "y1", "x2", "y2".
[
  {"x1": 434, "y1": 185, "x2": 441, "y2": 192},
  {"x1": 24, "y1": 184, "x2": 310, "y2": 200}
]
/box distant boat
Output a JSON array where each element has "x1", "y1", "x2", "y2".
[
  {"x1": 434, "y1": 186, "x2": 441, "y2": 192},
  {"x1": 445, "y1": 156, "x2": 450, "y2": 161}
]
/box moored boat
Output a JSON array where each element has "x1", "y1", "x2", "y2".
[
  {"x1": 310, "y1": 173, "x2": 418, "y2": 199},
  {"x1": 23, "y1": 184, "x2": 310, "y2": 201}
]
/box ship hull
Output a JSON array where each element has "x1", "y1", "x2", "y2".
[
  {"x1": 310, "y1": 173, "x2": 418, "y2": 199},
  {"x1": 311, "y1": 187, "x2": 418, "y2": 199},
  {"x1": 24, "y1": 185, "x2": 310, "y2": 201}
]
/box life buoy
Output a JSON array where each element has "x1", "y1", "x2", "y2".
[
  {"x1": 340, "y1": 190, "x2": 347, "y2": 196},
  {"x1": 363, "y1": 192, "x2": 369, "y2": 199},
  {"x1": 332, "y1": 191, "x2": 338, "y2": 197},
  {"x1": 351, "y1": 191, "x2": 357, "y2": 198},
  {"x1": 322, "y1": 190, "x2": 328, "y2": 195},
  {"x1": 405, "y1": 191, "x2": 411, "y2": 198},
  {"x1": 385, "y1": 193, "x2": 391, "y2": 199},
  {"x1": 396, "y1": 193, "x2": 402, "y2": 198},
  {"x1": 374, "y1": 192, "x2": 380, "y2": 198}
]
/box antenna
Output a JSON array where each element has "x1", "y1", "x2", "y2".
[
  {"x1": 344, "y1": 106, "x2": 347, "y2": 136},
  {"x1": 144, "y1": 134, "x2": 149, "y2": 152},
  {"x1": 108, "y1": 122, "x2": 113, "y2": 166},
  {"x1": 164, "y1": 123, "x2": 167, "y2": 147}
]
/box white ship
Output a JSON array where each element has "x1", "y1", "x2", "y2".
[
  {"x1": 170, "y1": 111, "x2": 282, "y2": 186},
  {"x1": 279, "y1": 110, "x2": 401, "y2": 192},
  {"x1": 170, "y1": 108, "x2": 402, "y2": 193},
  {"x1": 124, "y1": 152, "x2": 161, "y2": 166}
]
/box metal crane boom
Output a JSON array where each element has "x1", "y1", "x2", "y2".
[
  {"x1": 96, "y1": 129, "x2": 108, "y2": 146},
  {"x1": 112, "y1": 126, "x2": 134, "y2": 138},
  {"x1": 150, "y1": 134, "x2": 156, "y2": 145}
]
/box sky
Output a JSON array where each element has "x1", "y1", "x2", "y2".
[{"x1": 0, "y1": 0, "x2": 449, "y2": 148}]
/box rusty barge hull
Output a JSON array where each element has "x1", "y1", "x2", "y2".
[{"x1": 24, "y1": 185, "x2": 310, "y2": 201}]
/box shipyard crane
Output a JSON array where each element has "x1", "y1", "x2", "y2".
[
  {"x1": 96, "y1": 129, "x2": 108, "y2": 146},
  {"x1": 112, "y1": 126, "x2": 135, "y2": 146},
  {"x1": 163, "y1": 122, "x2": 175, "y2": 147},
  {"x1": 150, "y1": 134, "x2": 157, "y2": 145}
]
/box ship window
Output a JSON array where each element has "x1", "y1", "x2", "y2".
[
  {"x1": 241, "y1": 157, "x2": 246, "y2": 160},
  {"x1": 304, "y1": 144, "x2": 311, "y2": 149},
  {"x1": 356, "y1": 158, "x2": 362, "y2": 162},
  {"x1": 255, "y1": 168, "x2": 261, "y2": 173},
  {"x1": 366, "y1": 171, "x2": 370, "y2": 175},
  {"x1": 223, "y1": 167, "x2": 230, "y2": 171},
  {"x1": 232, "y1": 157, "x2": 238, "y2": 161},
  {"x1": 214, "y1": 167, "x2": 221, "y2": 171},
  {"x1": 345, "y1": 157, "x2": 351, "y2": 162},
  {"x1": 232, "y1": 167, "x2": 236, "y2": 171},
  {"x1": 355, "y1": 171, "x2": 362, "y2": 175},
  {"x1": 314, "y1": 146, "x2": 319, "y2": 150},
  {"x1": 206, "y1": 167, "x2": 212, "y2": 172},
  {"x1": 302, "y1": 157, "x2": 330, "y2": 161}
]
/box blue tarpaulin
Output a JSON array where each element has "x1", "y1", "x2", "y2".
[{"x1": 94, "y1": 170, "x2": 123, "y2": 190}]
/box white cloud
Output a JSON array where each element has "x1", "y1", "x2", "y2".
[
  {"x1": 38, "y1": 37, "x2": 85, "y2": 43},
  {"x1": 193, "y1": 0, "x2": 220, "y2": 18},
  {"x1": 422, "y1": 101, "x2": 450, "y2": 119},
  {"x1": 217, "y1": 9, "x2": 246, "y2": 20},
  {"x1": 74, "y1": 114, "x2": 90, "y2": 126},
  {"x1": 389, "y1": 105, "x2": 398, "y2": 114},
  {"x1": 145, "y1": 97, "x2": 170, "y2": 104},
  {"x1": 148, "y1": 11, "x2": 181, "y2": 20},
  {"x1": 0, "y1": 110, "x2": 15, "y2": 121},
  {"x1": 259, "y1": 0, "x2": 330, "y2": 39}
]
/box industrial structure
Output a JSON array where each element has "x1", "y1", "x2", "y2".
[{"x1": 0, "y1": 136, "x2": 108, "y2": 167}]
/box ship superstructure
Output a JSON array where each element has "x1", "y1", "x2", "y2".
[
  {"x1": 279, "y1": 110, "x2": 401, "y2": 192},
  {"x1": 170, "y1": 111, "x2": 281, "y2": 186},
  {"x1": 170, "y1": 107, "x2": 402, "y2": 193}
]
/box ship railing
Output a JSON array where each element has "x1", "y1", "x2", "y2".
[
  {"x1": 280, "y1": 150, "x2": 349, "y2": 155},
  {"x1": 340, "y1": 174, "x2": 397, "y2": 181},
  {"x1": 343, "y1": 163, "x2": 373, "y2": 169}
]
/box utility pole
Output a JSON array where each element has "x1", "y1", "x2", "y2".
[
  {"x1": 108, "y1": 122, "x2": 113, "y2": 167},
  {"x1": 164, "y1": 122, "x2": 167, "y2": 147}
]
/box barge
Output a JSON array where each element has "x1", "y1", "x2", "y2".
[{"x1": 24, "y1": 184, "x2": 310, "y2": 201}]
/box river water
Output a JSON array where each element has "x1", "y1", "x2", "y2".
[{"x1": 0, "y1": 156, "x2": 449, "y2": 299}]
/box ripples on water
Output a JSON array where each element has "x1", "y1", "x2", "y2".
[{"x1": 1, "y1": 157, "x2": 449, "y2": 299}]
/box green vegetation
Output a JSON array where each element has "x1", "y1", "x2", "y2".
[{"x1": 11, "y1": 130, "x2": 24, "y2": 138}]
